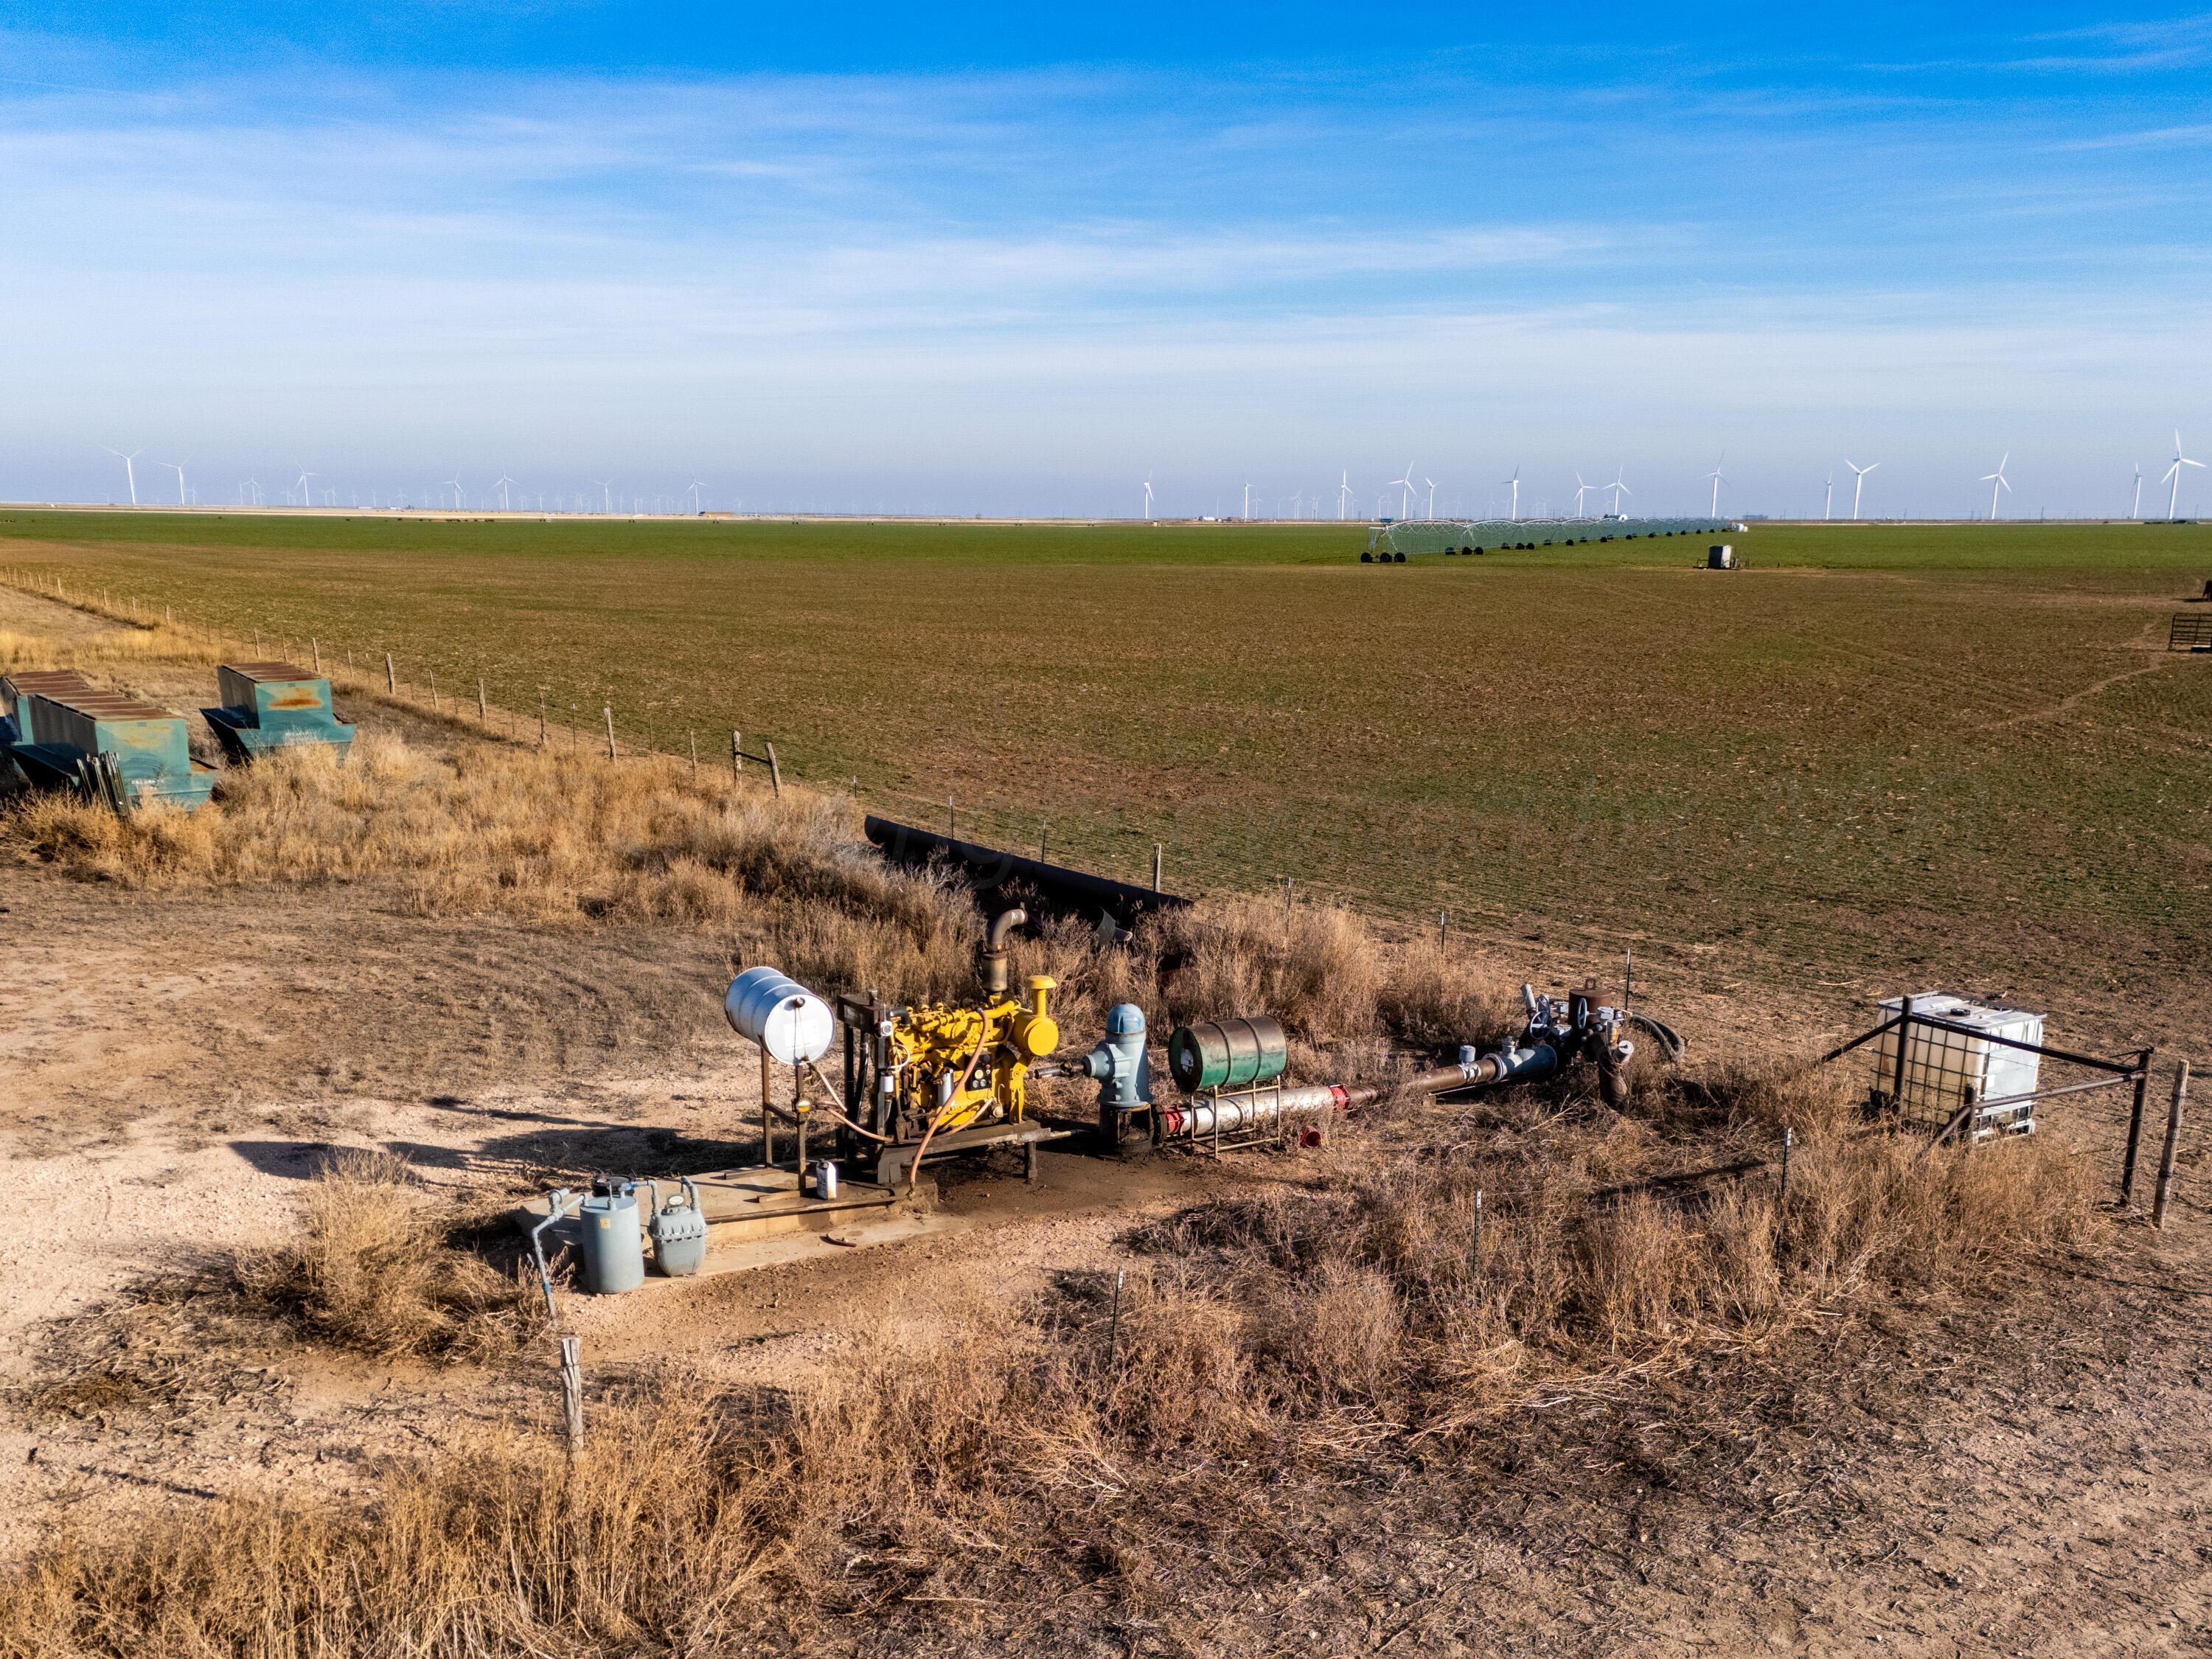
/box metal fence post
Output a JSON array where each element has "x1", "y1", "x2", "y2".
[
  {"x1": 2121, "y1": 1048, "x2": 2155, "y2": 1206},
  {"x1": 1890, "y1": 994, "x2": 1913, "y2": 1112}
]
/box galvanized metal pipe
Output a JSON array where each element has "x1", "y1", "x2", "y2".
[
  {"x1": 1156, "y1": 1082, "x2": 1361, "y2": 1139},
  {"x1": 1154, "y1": 1043, "x2": 1565, "y2": 1142}
]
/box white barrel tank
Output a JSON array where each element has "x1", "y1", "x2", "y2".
[{"x1": 725, "y1": 965, "x2": 835, "y2": 1065}]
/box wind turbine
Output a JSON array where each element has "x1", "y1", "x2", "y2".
[
  {"x1": 1380, "y1": 462, "x2": 1413, "y2": 521},
  {"x1": 1424, "y1": 477, "x2": 1437, "y2": 520},
  {"x1": 2131, "y1": 465, "x2": 2144, "y2": 519},
  {"x1": 1242, "y1": 482, "x2": 1253, "y2": 521},
  {"x1": 1605, "y1": 466, "x2": 1630, "y2": 516},
  {"x1": 1337, "y1": 471, "x2": 1352, "y2": 520},
  {"x1": 161, "y1": 461, "x2": 188, "y2": 505},
  {"x1": 1823, "y1": 471, "x2": 1834, "y2": 521},
  {"x1": 1980, "y1": 452, "x2": 2011, "y2": 521},
  {"x1": 442, "y1": 478, "x2": 465, "y2": 510},
  {"x1": 103, "y1": 448, "x2": 142, "y2": 506},
  {"x1": 1502, "y1": 466, "x2": 1521, "y2": 521},
  {"x1": 2163, "y1": 431, "x2": 2203, "y2": 521},
  {"x1": 1705, "y1": 453, "x2": 1725, "y2": 517},
  {"x1": 1846, "y1": 459, "x2": 1879, "y2": 521},
  {"x1": 296, "y1": 467, "x2": 318, "y2": 508},
  {"x1": 686, "y1": 480, "x2": 706, "y2": 512},
  {"x1": 1142, "y1": 476, "x2": 1154, "y2": 520},
  {"x1": 495, "y1": 473, "x2": 518, "y2": 512},
  {"x1": 1573, "y1": 473, "x2": 1593, "y2": 515}
]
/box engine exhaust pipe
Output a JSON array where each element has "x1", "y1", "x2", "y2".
[{"x1": 983, "y1": 906, "x2": 1027, "y2": 996}]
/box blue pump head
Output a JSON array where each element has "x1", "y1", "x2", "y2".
[{"x1": 1081, "y1": 1003, "x2": 1152, "y2": 1110}]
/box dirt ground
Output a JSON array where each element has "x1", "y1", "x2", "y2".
[{"x1": 1, "y1": 585, "x2": 2208, "y2": 1654}]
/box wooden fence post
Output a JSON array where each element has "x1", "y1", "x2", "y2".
[
  {"x1": 2152, "y1": 1060, "x2": 2190, "y2": 1230},
  {"x1": 688, "y1": 731, "x2": 698, "y2": 773},
  {"x1": 538, "y1": 694, "x2": 547, "y2": 745},
  {"x1": 1153, "y1": 843, "x2": 1163, "y2": 892},
  {"x1": 731, "y1": 729, "x2": 742, "y2": 776},
  {"x1": 1039, "y1": 820, "x2": 1049, "y2": 862},
  {"x1": 765, "y1": 741, "x2": 782, "y2": 798},
  {"x1": 477, "y1": 679, "x2": 488, "y2": 723},
  {"x1": 560, "y1": 1336, "x2": 585, "y2": 1453},
  {"x1": 603, "y1": 706, "x2": 617, "y2": 759},
  {"x1": 310, "y1": 638, "x2": 321, "y2": 672},
  {"x1": 385, "y1": 653, "x2": 397, "y2": 694}
]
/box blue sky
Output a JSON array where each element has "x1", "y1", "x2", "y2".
[{"x1": 4, "y1": 4, "x2": 2211, "y2": 518}]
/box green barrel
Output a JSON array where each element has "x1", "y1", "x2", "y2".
[{"x1": 1168, "y1": 1017, "x2": 1289, "y2": 1093}]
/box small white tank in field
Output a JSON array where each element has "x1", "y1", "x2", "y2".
[
  {"x1": 1871, "y1": 993, "x2": 2043, "y2": 1136},
  {"x1": 725, "y1": 966, "x2": 835, "y2": 1065}
]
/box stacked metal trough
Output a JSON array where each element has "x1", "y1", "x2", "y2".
[
  {"x1": 2, "y1": 658, "x2": 351, "y2": 813},
  {"x1": 1, "y1": 671, "x2": 217, "y2": 811},
  {"x1": 201, "y1": 661, "x2": 353, "y2": 760}
]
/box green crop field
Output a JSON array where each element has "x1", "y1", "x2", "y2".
[{"x1": 5, "y1": 509, "x2": 2210, "y2": 997}]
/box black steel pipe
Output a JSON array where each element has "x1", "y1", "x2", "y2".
[{"x1": 864, "y1": 815, "x2": 1193, "y2": 931}]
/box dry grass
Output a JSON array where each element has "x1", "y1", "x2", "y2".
[
  {"x1": 1135, "y1": 1063, "x2": 2104, "y2": 1422},
  {"x1": 0, "y1": 622, "x2": 224, "y2": 671},
  {"x1": 230, "y1": 1150, "x2": 546, "y2": 1363},
  {"x1": 1154, "y1": 895, "x2": 1382, "y2": 1040},
  {"x1": 1, "y1": 733, "x2": 987, "y2": 1001},
  {"x1": 0, "y1": 1071, "x2": 2112, "y2": 1655}
]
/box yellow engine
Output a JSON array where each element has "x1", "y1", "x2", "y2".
[{"x1": 886, "y1": 975, "x2": 1059, "y2": 1135}]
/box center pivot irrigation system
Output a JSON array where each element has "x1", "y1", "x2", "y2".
[
  {"x1": 515, "y1": 903, "x2": 1690, "y2": 1298},
  {"x1": 1363, "y1": 515, "x2": 1729, "y2": 562}
]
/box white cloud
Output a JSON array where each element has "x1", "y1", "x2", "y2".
[{"x1": 2, "y1": 64, "x2": 2208, "y2": 515}]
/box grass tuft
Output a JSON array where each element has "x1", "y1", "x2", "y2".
[{"x1": 231, "y1": 1150, "x2": 546, "y2": 1362}]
